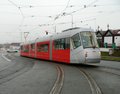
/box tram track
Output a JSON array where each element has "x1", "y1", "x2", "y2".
[
  {"x1": 79, "y1": 65, "x2": 120, "y2": 77},
  {"x1": 76, "y1": 64, "x2": 120, "y2": 94},
  {"x1": 77, "y1": 67, "x2": 102, "y2": 94},
  {"x1": 89, "y1": 66, "x2": 120, "y2": 76},
  {"x1": 93, "y1": 67, "x2": 120, "y2": 76},
  {"x1": 98, "y1": 66, "x2": 120, "y2": 71},
  {"x1": 50, "y1": 65, "x2": 64, "y2": 94}
]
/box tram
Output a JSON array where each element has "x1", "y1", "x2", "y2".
[{"x1": 20, "y1": 27, "x2": 101, "y2": 64}]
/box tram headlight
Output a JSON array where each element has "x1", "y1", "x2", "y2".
[{"x1": 98, "y1": 51, "x2": 101, "y2": 56}]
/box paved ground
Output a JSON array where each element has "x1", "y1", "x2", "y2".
[{"x1": 0, "y1": 52, "x2": 120, "y2": 94}]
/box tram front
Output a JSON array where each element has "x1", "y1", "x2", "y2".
[{"x1": 80, "y1": 31, "x2": 101, "y2": 64}]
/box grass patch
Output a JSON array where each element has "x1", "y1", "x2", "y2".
[
  {"x1": 101, "y1": 56, "x2": 120, "y2": 62},
  {"x1": 101, "y1": 52, "x2": 109, "y2": 56},
  {"x1": 112, "y1": 49, "x2": 120, "y2": 56},
  {"x1": 101, "y1": 51, "x2": 120, "y2": 61}
]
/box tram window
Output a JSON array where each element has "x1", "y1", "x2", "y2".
[
  {"x1": 66, "y1": 38, "x2": 70, "y2": 49},
  {"x1": 37, "y1": 44, "x2": 48, "y2": 52},
  {"x1": 54, "y1": 38, "x2": 70, "y2": 50},
  {"x1": 54, "y1": 39, "x2": 60, "y2": 49},
  {"x1": 60, "y1": 38, "x2": 66, "y2": 49},
  {"x1": 23, "y1": 45, "x2": 29, "y2": 52},
  {"x1": 71, "y1": 33, "x2": 81, "y2": 49},
  {"x1": 31, "y1": 44, "x2": 35, "y2": 50},
  {"x1": 20, "y1": 46, "x2": 23, "y2": 50},
  {"x1": 81, "y1": 32, "x2": 99, "y2": 48}
]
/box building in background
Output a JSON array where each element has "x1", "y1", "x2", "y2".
[{"x1": 96, "y1": 29, "x2": 120, "y2": 48}]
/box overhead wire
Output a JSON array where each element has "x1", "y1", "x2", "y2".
[
  {"x1": 54, "y1": 0, "x2": 98, "y2": 22},
  {"x1": 5, "y1": 0, "x2": 120, "y2": 36},
  {"x1": 69, "y1": 0, "x2": 98, "y2": 14},
  {"x1": 54, "y1": 0, "x2": 71, "y2": 20},
  {"x1": 7, "y1": 0, "x2": 26, "y2": 43},
  {"x1": 18, "y1": 4, "x2": 71, "y2": 8},
  {"x1": 17, "y1": 2, "x2": 120, "y2": 30},
  {"x1": 7, "y1": 0, "x2": 18, "y2": 7},
  {"x1": 7, "y1": 0, "x2": 25, "y2": 28},
  {"x1": 21, "y1": 18, "x2": 96, "y2": 27},
  {"x1": 8, "y1": 0, "x2": 24, "y2": 18}
]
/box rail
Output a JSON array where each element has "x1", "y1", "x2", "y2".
[
  {"x1": 78, "y1": 68, "x2": 102, "y2": 94},
  {"x1": 50, "y1": 65, "x2": 64, "y2": 94}
]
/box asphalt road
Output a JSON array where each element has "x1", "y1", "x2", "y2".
[{"x1": 0, "y1": 52, "x2": 120, "y2": 94}]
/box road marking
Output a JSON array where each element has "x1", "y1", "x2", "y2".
[{"x1": 1, "y1": 54, "x2": 11, "y2": 62}]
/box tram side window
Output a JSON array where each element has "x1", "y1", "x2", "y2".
[
  {"x1": 37, "y1": 44, "x2": 49, "y2": 52},
  {"x1": 66, "y1": 38, "x2": 70, "y2": 49},
  {"x1": 20, "y1": 45, "x2": 23, "y2": 51},
  {"x1": 71, "y1": 33, "x2": 81, "y2": 49},
  {"x1": 54, "y1": 39, "x2": 60, "y2": 49},
  {"x1": 23, "y1": 45, "x2": 29, "y2": 52},
  {"x1": 54, "y1": 38, "x2": 70, "y2": 50},
  {"x1": 31, "y1": 44, "x2": 35, "y2": 51}
]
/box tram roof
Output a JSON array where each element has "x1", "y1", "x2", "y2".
[
  {"x1": 21, "y1": 27, "x2": 94, "y2": 45},
  {"x1": 62, "y1": 27, "x2": 94, "y2": 32}
]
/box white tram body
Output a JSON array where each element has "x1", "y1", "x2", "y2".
[{"x1": 20, "y1": 27, "x2": 101, "y2": 64}]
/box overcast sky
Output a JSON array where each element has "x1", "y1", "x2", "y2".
[{"x1": 0, "y1": 0, "x2": 120, "y2": 43}]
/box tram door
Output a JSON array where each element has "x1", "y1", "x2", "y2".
[{"x1": 70, "y1": 33, "x2": 85, "y2": 63}]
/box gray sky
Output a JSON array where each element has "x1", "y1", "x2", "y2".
[{"x1": 0, "y1": 0, "x2": 120, "y2": 43}]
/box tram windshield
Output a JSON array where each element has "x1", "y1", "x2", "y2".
[{"x1": 80, "y1": 32, "x2": 98, "y2": 48}]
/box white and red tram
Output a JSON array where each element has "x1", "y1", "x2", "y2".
[{"x1": 20, "y1": 27, "x2": 101, "y2": 64}]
